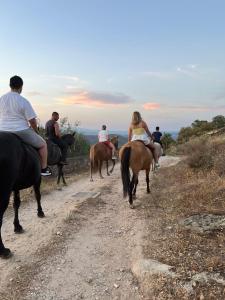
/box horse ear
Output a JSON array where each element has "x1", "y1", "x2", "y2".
[{"x1": 72, "y1": 132, "x2": 76, "y2": 136}]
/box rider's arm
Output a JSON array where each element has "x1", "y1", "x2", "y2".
[
  {"x1": 54, "y1": 122, "x2": 61, "y2": 138},
  {"x1": 29, "y1": 118, "x2": 38, "y2": 133},
  {"x1": 128, "y1": 126, "x2": 132, "y2": 142},
  {"x1": 143, "y1": 122, "x2": 154, "y2": 140}
]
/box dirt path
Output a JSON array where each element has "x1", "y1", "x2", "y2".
[{"x1": 0, "y1": 156, "x2": 179, "y2": 300}]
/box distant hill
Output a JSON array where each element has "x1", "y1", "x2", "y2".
[
  {"x1": 77, "y1": 127, "x2": 128, "y2": 137},
  {"x1": 84, "y1": 134, "x2": 127, "y2": 147}
]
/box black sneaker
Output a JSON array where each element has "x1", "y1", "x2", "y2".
[{"x1": 41, "y1": 167, "x2": 52, "y2": 176}]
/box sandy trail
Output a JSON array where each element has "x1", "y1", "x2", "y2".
[{"x1": 0, "y1": 156, "x2": 179, "y2": 300}]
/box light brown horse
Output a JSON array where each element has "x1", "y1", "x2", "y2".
[
  {"x1": 119, "y1": 141, "x2": 153, "y2": 208},
  {"x1": 90, "y1": 136, "x2": 118, "y2": 181}
]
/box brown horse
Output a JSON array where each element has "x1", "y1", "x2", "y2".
[
  {"x1": 119, "y1": 141, "x2": 153, "y2": 208},
  {"x1": 90, "y1": 136, "x2": 118, "y2": 181}
]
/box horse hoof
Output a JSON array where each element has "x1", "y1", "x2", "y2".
[
  {"x1": 0, "y1": 248, "x2": 12, "y2": 259},
  {"x1": 107, "y1": 173, "x2": 110, "y2": 176},
  {"x1": 147, "y1": 190, "x2": 151, "y2": 194},
  {"x1": 63, "y1": 183, "x2": 67, "y2": 186},
  {"x1": 100, "y1": 177, "x2": 104, "y2": 179},
  {"x1": 37, "y1": 211, "x2": 45, "y2": 218},
  {"x1": 129, "y1": 204, "x2": 134, "y2": 209},
  {"x1": 90, "y1": 178, "x2": 94, "y2": 182},
  {"x1": 14, "y1": 225, "x2": 24, "y2": 234},
  {"x1": 57, "y1": 186, "x2": 62, "y2": 191}
]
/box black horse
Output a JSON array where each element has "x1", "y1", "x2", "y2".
[
  {"x1": 0, "y1": 132, "x2": 45, "y2": 258},
  {"x1": 47, "y1": 133, "x2": 75, "y2": 186}
]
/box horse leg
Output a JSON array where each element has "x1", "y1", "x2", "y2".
[
  {"x1": 146, "y1": 168, "x2": 150, "y2": 193},
  {"x1": 57, "y1": 164, "x2": 63, "y2": 188},
  {"x1": 133, "y1": 176, "x2": 139, "y2": 199},
  {"x1": 98, "y1": 160, "x2": 104, "y2": 179},
  {"x1": 106, "y1": 161, "x2": 110, "y2": 176},
  {"x1": 13, "y1": 190, "x2": 24, "y2": 233},
  {"x1": 129, "y1": 174, "x2": 135, "y2": 208},
  {"x1": 61, "y1": 167, "x2": 67, "y2": 186},
  {"x1": 90, "y1": 161, "x2": 94, "y2": 182},
  {"x1": 0, "y1": 190, "x2": 11, "y2": 258},
  {"x1": 33, "y1": 180, "x2": 45, "y2": 218},
  {"x1": 109, "y1": 159, "x2": 115, "y2": 174}
]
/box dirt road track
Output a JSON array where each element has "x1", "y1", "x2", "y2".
[{"x1": 0, "y1": 156, "x2": 179, "y2": 300}]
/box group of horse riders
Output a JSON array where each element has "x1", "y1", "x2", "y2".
[{"x1": 0, "y1": 75, "x2": 163, "y2": 175}]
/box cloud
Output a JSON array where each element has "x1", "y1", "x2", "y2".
[
  {"x1": 143, "y1": 102, "x2": 160, "y2": 110},
  {"x1": 26, "y1": 91, "x2": 42, "y2": 96},
  {"x1": 167, "y1": 104, "x2": 225, "y2": 112},
  {"x1": 41, "y1": 75, "x2": 80, "y2": 82},
  {"x1": 176, "y1": 64, "x2": 199, "y2": 77},
  {"x1": 141, "y1": 71, "x2": 174, "y2": 80},
  {"x1": 60, "y1": 90, "x2": 133, "y2": 108}
]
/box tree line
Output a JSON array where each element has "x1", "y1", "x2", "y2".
[{"x1": 177, "y1": 115, "x2": 225, "y2": 144}]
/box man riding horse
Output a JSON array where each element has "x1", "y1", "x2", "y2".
[
  {"x1": 45, "y1": 112, "x2": 68, "y2": 165},
  {"x1": 0, "y1": 75, "x2": 51, "y2": 176}
]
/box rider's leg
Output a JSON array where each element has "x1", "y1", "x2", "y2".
[
  {"x1": 38, "y1": 142, "x2": 48, "y2": 168},
  {"x1": 146, "y1": 143, "x2": 159, "y2": 165},
  {"x1": 12, "y1": 128, "x2": 51, "y2": 176},
  {"x1": 51, "y1": 138, "x2": 68, "y2": 163}
]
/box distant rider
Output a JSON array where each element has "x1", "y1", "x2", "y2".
[
  {"x1": 152, "y1": 126, "x2": 163, "y2": 146},
  {"x1": 45, "y1": 112, "x2": 68, "y2": 165},
  {"x1": 0, "y1": 75, "x2": 51, "y2": 176},
  {"x1": 98, "y1": 125, "x2": 117, "y2": 159}
]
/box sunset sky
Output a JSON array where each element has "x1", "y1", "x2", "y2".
[{"x1": 0, "y1": 0, "x2": 225, "y2": 132}]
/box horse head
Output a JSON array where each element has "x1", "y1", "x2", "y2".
[{"x1": 111, "y1": 136, "x2": 119, "y2": 150}]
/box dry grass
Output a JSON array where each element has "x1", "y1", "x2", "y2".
[{"x1": 139, "y1": 160, "x2": 225, "y2": 299}]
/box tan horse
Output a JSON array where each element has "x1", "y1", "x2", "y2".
[
  {"x1": 90, "y1": 136, "x2": 118, "y2": 181},
  {"x1": 119, "y1": 141, "x2": 153, "y2": 208}
]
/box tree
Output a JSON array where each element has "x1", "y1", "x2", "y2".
[
  {"x1": 161, "y1": 133, "x2": 175, "y2": 150},
  {"x1": 212, "y1": 115, "x2": 225, "y2": 129},
  {"x1": 177, "y1": 127, "x2": 193, "y2": 143}
]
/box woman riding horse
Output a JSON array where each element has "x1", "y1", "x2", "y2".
[{"x1": 128, "y1": 111, "x2": 159, "y2": 168}]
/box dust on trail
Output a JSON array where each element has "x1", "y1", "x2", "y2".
[{"x1": 0, "y1": 156, "x2": 179, "y2": 300}]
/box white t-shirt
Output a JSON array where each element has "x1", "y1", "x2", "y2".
[
  {"x1": 98, "y1": 130, "x2": 109, "y2": 142},
  {"x1": 0, "y1": 92, "x2": 37, "y2": 131}
]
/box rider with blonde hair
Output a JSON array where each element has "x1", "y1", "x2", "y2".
[{"x1": 128, "y1": 111, "x2": 159, "y2": 167}]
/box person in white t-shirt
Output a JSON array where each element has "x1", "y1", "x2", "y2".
[
  {"x1": 0, "y1": 76, "x2": 51, "y2": 176},
  {"x1": 98, "y1": 125, "x2": 117, "y2": 159}
]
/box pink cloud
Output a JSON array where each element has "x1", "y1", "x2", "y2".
[
  {"x1": 60, "y1": 90, "x2": 132, "y2": 108},
  {"x1": 143, "y1": 102, "x2": 160, "y2": 110}
]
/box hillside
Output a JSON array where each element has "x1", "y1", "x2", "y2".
[{"x1": 84, "y1": 134, "x2": 128, "y2": 147}]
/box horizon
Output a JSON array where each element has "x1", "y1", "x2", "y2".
[{"x1": 1, "y1": 0, "x2": 225, "y2": 131}]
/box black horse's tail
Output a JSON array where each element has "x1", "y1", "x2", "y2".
[{"x1": 121, "y1": 146, "x2": 131, "y2": 198}]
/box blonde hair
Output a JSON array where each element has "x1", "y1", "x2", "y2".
[{"x1": 132, "y1": 111, "x2": 142, "y2": 125}]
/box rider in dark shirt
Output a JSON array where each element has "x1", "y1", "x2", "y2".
[
  {"x1": 152, "y1": 126, "x2": 163, "y2": 146},
  {"x1": 45, "y1": 112, "x2": 68, "y2": 164}
]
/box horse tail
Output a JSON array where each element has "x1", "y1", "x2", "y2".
[
  {"x1": 120, "y1": 146, "x2": 131, "y2": 198},
  {"x1": 90, "y1": 145, "x2": 98, "y2": 171}
]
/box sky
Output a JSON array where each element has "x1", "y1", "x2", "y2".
[{"x1": 0, "y1": 0, "x2": 225, "y2": 132}]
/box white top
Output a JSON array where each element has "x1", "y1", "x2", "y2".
[
  {"x1": 0, "y1": 92, "x2": 37, "y2": 131},
  {"x1": 98, "y1": 129, "x2": 109, "y2": 142}
]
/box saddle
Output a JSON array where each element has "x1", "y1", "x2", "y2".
[
  {"x1": 135, "y1": 140, "x2": 154, "y2": 154},
  {"x1": 100, "y1": 141, "x2": 112, "y2": 151}
]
